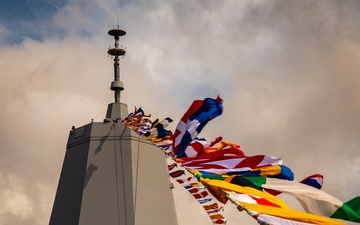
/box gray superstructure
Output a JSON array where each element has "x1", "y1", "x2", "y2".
[{"x1": 49, "y1": 27, "x2": 178, "y2": 225}]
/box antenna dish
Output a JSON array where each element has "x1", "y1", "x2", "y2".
[
  {"x1": 107, "y1": 48, "x2": 126, "y2": 56},
  {"x1": 108, "y1": 29, "x2": 126, "y2": 37}
]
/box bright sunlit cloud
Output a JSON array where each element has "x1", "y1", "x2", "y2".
[{"x1": 1, "y1": 1, "x2": 360, "y2": 224}]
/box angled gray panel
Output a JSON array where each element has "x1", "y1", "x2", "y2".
[
  {"x1": 78, "y1": 122, "x2": 134, "y2": 225},
  {"x1": 49, "y1": 120, "x2": 178, "y2": 225},
  {"x1": 49, "y1": 124, "x2": 92, "y2": 225},
  {"x1": 131, "y1": 135, "x2": 178, "y2": 225}
]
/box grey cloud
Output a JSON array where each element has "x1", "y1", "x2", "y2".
[{"x1": 1, "y1": 0, "x2": 360, "y2": 224}]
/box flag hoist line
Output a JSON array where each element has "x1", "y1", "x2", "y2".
[{"x1": 117, "y1": 109, "x2": 228, "y2": 225}]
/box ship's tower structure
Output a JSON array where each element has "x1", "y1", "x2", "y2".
[
  {"x1": 108, "y1": 27, "x2": 126, "y2": 103},
  {"x1": 106, "y1": 26, "x2": 127, "y2": 119},
  {"x1": 49, "y1": 27, "x2": 178, "y2": 225}
]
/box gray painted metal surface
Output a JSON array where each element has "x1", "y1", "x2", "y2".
[{"x1": 49, "y1": 103, "x2": 178, "y2": 225}]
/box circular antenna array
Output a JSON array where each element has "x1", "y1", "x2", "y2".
[
  {"x1": 108, "y1": 29, "x2": 126, "y2": 37},
  {"x1": 108, "y1": 48, "x2": 126, "y2": 57}
]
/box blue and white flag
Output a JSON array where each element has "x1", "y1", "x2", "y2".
[{"x1": 171, "y1": 97, "x2": 223, "y2": 158}]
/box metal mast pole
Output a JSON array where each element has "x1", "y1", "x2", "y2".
[
  {"x1": 49, "y1": 26, "x2": 178, "y2": 225},
  {"x1": 108, "y1": 26, "x2": 126, "y2": 103}
]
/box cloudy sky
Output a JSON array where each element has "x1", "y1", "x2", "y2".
[{"x1": 1, "y1": 0, "x2": 360, "y2": 224}]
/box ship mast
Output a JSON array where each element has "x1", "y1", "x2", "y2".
[
  {"x1": 49, "y1": 26, "x2": 178, "y2": 225},
  {"x1": 108, "y1": 25, "x2": 126, "y2": 103}
]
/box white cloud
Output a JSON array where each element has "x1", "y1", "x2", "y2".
[{"x1": 1, "y1": 0, "x2": 360, "y2": 224}]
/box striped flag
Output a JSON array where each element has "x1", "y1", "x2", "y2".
[
  {"x1": 266, "y1": 173, "x2": 323, "y2": 196},
  {"x1": 182, "y1": 152, "x2": 283, "y2": 173},
  {"x1": 171, "y1": 97, "x2": 223, "y2": 158},
  {"x1": 201, "y1": 178, "x2": 290, "y2": 208},
  {"x1": 180, "y1": 138, "x2": 209, "y2": 158},
  {"x1": 177, "y1": 147, "x2": 246, "y2": 164},
  {"x1": 227, "y1": 164, "x2": 294, "y2": 181},
  {"x1": 203, "y1": 203, "x2": 224, "y2": 214},
  {"x1": 169, "y1": 170, "x2": 185, "y2": 178},
  {"x1": 144, "y1": 117, "x2": 173, "y2": 138},
  {"x1": 235, "y1": 202, "x2": 347, "y2": 225},
  {"x1": 183, "y1": 183, "x2": 200, "y2": 189},
  {"x1": 262, "y1": 178, "x2": 360, "y2": 222},
  {"x1": 167, "y1": 163, "x2": 177, "y2": 171},
  {"x1": 198, "y1": 198, "x2": 213, "y2": 204},
  {"x1": 300, "y1": 173, "x2": 323, "y2": 189},
  {"x1": 178, "y1": 136, "x2": 224, "y2": 158},
  {"x1": 248, "y1": 211, "x2": 319, "y2": 225}
]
